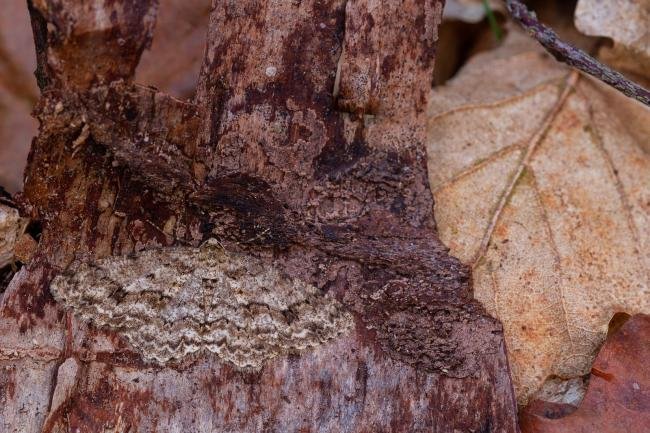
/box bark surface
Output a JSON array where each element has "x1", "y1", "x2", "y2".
[{"x1": 1, "y1": 1, "x2": 518, "y2": 431}]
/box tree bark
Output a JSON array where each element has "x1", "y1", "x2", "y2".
[{"x1": 1, "y1": 1, "x2": 519, "y2": 431}]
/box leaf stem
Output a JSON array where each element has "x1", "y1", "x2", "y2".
[{"x1": 482, "y1": 0, "x2": 502, "y2": 41}]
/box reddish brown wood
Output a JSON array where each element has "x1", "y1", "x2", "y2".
[{"x1": 0, "y1": 1, "x2": 519, "y2": 431}]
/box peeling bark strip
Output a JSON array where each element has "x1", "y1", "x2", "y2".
[{"x1": 0, "y1": 0, "x2": 516, "y2": 431}]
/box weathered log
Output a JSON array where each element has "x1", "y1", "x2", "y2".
[{"x1": 0, "y1": 1, "x2": 518, "y2": 431}]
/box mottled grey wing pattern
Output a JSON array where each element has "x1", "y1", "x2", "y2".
[{"x1": 50, "y1": 241, "x2": 353, "y2": 367}]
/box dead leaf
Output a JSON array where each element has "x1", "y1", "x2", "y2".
[
  {"x1": 575, "y1": 0, "x2": 649, "y2": 60},
  {"x1": 530, "y1": 375, "x2": 588, "y2": 407},
  {"x1": 575, "y1": 0, "x2": 650, "y2": 84},
  {"x1": 0, "y1": 0, "x2": 39, "y2": 193},
  {"x1": 426, "y1": 29, "x2": 650, "y2": 404},
  {"x1": 135, "y1": 0, "x2": 210, "y2": 99},
  {"x1": 520, "y1": 314, "x2": 650, "y2": 433},
  {"x1": 0, "y1": 204, "x2": 28, "y2": 269}
]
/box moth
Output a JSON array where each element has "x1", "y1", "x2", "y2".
[{"x1": 50, "y1": 240, "x2": 353, "y2": 368}]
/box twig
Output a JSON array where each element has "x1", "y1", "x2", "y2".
[{"x1": 505, "y1": 0, "x2": 650, "y2": 108}]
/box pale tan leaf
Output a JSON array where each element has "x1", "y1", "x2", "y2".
[
  {"x1": 575, "y1": 0, "x2": 649, "y2": 58},
  {"x1": 575, "y1": 0, "x2": 650, "y2": 81},
  {"x1": 135, "y1": 0, "x2": 210, "y2": 99},
  {"x1": 0, "y1": 204, "x2": 28, "y2": 269},
  {"x1": 427, "y1": 30, "x2": 650, "y2": 405},
  {"x1": 0, "y1": 0, "x2": 39, "y2": 193}
]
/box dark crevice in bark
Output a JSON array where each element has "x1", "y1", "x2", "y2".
[{"x1": 0, "y1": 264, "x2": 18, "y2": 295}]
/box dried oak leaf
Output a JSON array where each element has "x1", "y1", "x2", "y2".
[
  {"x1": 0, "y1": 204, "x2": 28, "y2": 269},
  {"x1": 575, "y1": 0, "x2": 650, "y2": 84},
  {"x1": 520, "y1": 314, "x2": 650, "y2": 433},
  {"x1": 0, "y1": 0, "x2": 39, "y2": 193},
  {"x1": 426, "y1": 30, "x2": 650, "y2": 405},
  {"x1": 135, "y1": 0, "x2": 210, "y2": 99}
]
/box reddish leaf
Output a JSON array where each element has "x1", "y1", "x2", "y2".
[{"x1": 521, "y1": 314, "x2": 650, "y2": 433}]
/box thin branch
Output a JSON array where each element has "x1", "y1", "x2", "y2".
[{"x1": 505, "y1": 0, "x2": 650, "y2": 108}]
